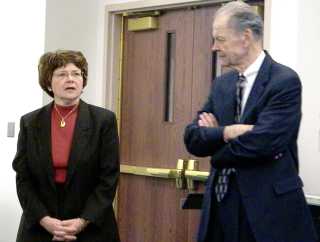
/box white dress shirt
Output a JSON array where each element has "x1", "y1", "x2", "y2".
[{"x1": 240, "y1": 51, "x2": 266, "y2": 115}]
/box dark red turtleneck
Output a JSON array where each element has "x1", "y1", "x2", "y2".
[{"x1": 51, "y1": 104, "x2": 78, "y2": 183}]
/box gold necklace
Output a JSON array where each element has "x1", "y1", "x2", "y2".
[{"x1": 54, "y1": 104, "x2": 78, "y2": 128}]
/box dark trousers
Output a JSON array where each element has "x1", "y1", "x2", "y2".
[{"x1": 205, "y1": 174, "x2": 256, "y2": 242}]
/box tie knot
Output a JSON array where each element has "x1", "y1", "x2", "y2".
[
  {"x1": 239, "y1": 74, "x2": 246, "y2": 82},
  {"x1": 238, "y1": 74, "x2": 246, "y2": 88}
]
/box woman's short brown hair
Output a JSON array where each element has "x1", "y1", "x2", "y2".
[{"x1": 38, "y1": 50, "x2": 88, "y2": 97}]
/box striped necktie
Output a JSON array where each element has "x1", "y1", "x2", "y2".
[
  {"x1": 236, "y1": 74, "x2": 246, "y2": 122},
  {"x1": 215, "y1": 74, "x2": 246, "y2": 202}
]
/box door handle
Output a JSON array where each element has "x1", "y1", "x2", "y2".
[
  {"x1": 146, "y1": 167, "x2": 178, "y2": 178},
  {"x1": 121, "y1": 165, "x2": 177, "y2": 178},
  {"x1": 120, "y1": 159, "x2": 188, "y2": 189},
  {"x1": 120, "y1": 159, "x2": 209, "y2": 191},
  {"x1": 185, "y1": 170, "x2": 209, "y2": 181},
  {"x1": 175, "y1": 159, "x2": 187, "y2": 189},
  {"x1": 185, "y1": 159, "x2": 209, "y2": 191}
]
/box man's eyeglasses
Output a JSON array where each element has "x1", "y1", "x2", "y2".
[{"x1": 53, "y1": 71, "x2": 83, "y2": 80}]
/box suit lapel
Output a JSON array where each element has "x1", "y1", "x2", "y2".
[
  {"x1": 240, "y1": 52, "x2": 273, "y2": 122},
  {"x1": 65, "y1": 100, "x2": 91, "y2": 186},
  {"x1": 220, "y1": 71, "x2": 238, "y2": 125},
  {"x1": 37, "y1": 102, "x2": 56, "y2": 189}
]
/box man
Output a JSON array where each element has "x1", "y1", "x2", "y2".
[{"x1": 184, "y1": 1, "x2": 318, "y2": 242}]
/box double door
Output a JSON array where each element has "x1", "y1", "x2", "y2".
[{"x1": 118, "y1": 5, "x2": 219, "y2": 242}]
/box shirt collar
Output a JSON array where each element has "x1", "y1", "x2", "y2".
[{"x1": 242, "y1": 50, "x2": 265, "y2": 79}]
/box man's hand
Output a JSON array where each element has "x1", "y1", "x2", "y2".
[
  {"x1": 197, "y1": 113, "x2": 253, "y2": 142},
  {"x1": 223, "y1": 124, "x2": 254, "y2": 142},
  {"x1": 198, "y1": 112, "x2": 218, "y2": 127}
]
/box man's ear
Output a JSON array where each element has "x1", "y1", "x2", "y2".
[{"x1": 242, "y1": 28, "x2": 253, "y2": 47}]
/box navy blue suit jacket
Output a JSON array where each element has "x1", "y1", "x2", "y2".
[{"x1": 184, "y1": 52, "x2": 318, "y2": 242}]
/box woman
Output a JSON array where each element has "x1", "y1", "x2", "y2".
[{"x1": 12, "y1": 50, "x2": 120, "y2": 242}]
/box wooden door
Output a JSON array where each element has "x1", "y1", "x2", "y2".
[{"x1": 118, "y1": 6, "x2": 218, "y2": 242}]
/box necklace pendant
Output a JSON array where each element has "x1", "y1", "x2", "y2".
[{"x1": 60, "y1": 120, "x2": 66, "y2": 128}]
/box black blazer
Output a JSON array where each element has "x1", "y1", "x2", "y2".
[
  {"x1": 13, "y1": 100, "x2": 120, "y2": 242},
  {"x1": 185, "y1": 52, "x2": 318, "y2": 242}
]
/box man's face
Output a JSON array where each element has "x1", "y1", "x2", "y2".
[{"x1": 212, "y1": 15, "x2": 248, "y2": 70}]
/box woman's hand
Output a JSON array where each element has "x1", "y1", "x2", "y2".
[
  {"x1": 61, "y1": 218, "x2": 88, "y2": 234},
  {"x1": 52, "y1": 233, "x2": 77, "y2": 241},
  {"x1": 51, "y1": 218, "x2": 89, "y2": 241},
  {"x1": 40, "y1": 216, "x2": 84, "y2": 241},
  {"x1": 40, "y1": 216, "x2": 63, "y2": 235}
]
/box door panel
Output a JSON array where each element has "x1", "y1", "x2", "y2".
[
  {"x1": 119, "y1": 6, "x2": 218, "y2": 242},
  {"x1": 120, "y1": 9, "x2": 194, "y2": 168}
]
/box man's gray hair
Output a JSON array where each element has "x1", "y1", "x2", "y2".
[{"x1": 215, "y1": 1, "x2": 263, "y2": 40}]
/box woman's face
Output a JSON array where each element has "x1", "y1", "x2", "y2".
[{"x1": 51, "y1": 63, "x2": 84, "y2": 106}]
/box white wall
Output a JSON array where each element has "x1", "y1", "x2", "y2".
[
  {"x1": 266, "y1": 0, "x2": 299, "y2": 70},
  {"x1": 44, "y1": 0, "x2": 103, "y2": 106},
  {"x1": 0, "y1": 2, "x2": 46, "y2": 242},
  {"x1": 267, "y1": 0, "x2": 320, "y2": 197},
  {"x1": 295, "y1": 0, "x2": 320, "y2": 197}
]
